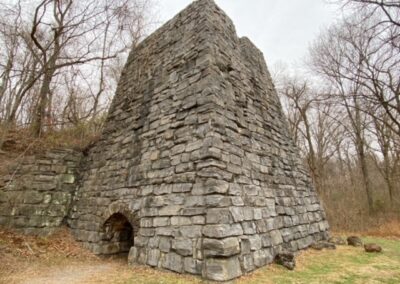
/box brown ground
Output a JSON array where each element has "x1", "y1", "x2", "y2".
[
  {"x1": 0, "y1": 228, "x2": 199, "y2": 284},
  {"x1": 0, "y1": 228, "x2": 105, "y2": 284}
]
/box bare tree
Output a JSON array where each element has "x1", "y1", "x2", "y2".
[
  {"x1": 369, "y1": 110, "x2": 400, "y2": 207},
  {"x1": 0, "y1": 0, "x2": 153, "y2": 137},
  {"x1": 344, "y1": 0, "x2": 400, "y2": 27},
  {"x1": 276, "y1": 74, "x2": 341, "y2": 194},
  {"x1": 309, "y1": 19, "x2": 377, "y2": 213}
]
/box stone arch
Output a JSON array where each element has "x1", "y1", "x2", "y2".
[
  {"x1": 99, "y1": 203, "x2": 139, "y2": 255},
  {"x1": 103, "y1": 202, "x2": 139, "y2": 228}
]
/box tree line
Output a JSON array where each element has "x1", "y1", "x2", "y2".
[{"x1": 275, "y1": 0, "x2": 399, "y2": 227}]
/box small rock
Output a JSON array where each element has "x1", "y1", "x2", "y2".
[
  {"x1": 328, "y1": 236, "x2": 346, "y2": 245},
  {"x1": 364, "y1": 243, "x2": 382, "y2": 253},
  {"x1": 311, "y1": 241, "x2": 336, "y2": 250},
  {"x1": 347, "y1": 236, "x2": 363, "y2": 247},
  {"x1": 275, "y1": 252, "x2": 295, "y2": 270}
]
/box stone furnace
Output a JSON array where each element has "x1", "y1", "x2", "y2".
[
  {"x1": 69, "y1": 0, "x2": 329, "y2": 280},
  {"x1": 0, "y1": 0, "x2": 329, "y2": 281}
]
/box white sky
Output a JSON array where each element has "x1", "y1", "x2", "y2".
[{"x1": 154, "y1": 0, "x2": 341, "y2": 70}]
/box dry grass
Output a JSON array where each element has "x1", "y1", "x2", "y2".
[
  {"x1": 0, "y1": 123, "x2": 101, "y2": 158},
  {"x1": 333, "y1": 217, "x2": 400, "y2": 240},
  {"x1": 0, "y1": 227, "x2": 98, "y2": 281},
  {"x1": 0, "y1": 227, "x2": 202, "y2": 284},
  {"x1": 0, "y1": 124, "x2": 101, "y2": 177},
  {"x1": 365, "y1": 219, "x2": 400, "y2": 238}
]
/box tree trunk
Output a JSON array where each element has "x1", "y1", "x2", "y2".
[
  {"x1": 304, "y1": 115, "x2": 320, "y2": 193},
  {"x1": 31, "y1": 69, "x2": 54, "y2": 137},
  {"x1": 382, "y1": 152, "x2": 394, "y2": 208},
  {"x1": 356, "y1": 137, "x2": 374, "y2": 214}
]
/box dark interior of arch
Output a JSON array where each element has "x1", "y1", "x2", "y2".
[{"x1": 101, "y1": 213, "x2": 134, "y2": 255}]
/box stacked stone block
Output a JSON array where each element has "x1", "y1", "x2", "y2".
[{"x1": 0, "y1": 149, "x2": 82, "y2": 235}]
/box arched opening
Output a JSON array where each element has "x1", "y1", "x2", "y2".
[{"x1": 101, "y1": 213, "x2": 134, "y2": 255}]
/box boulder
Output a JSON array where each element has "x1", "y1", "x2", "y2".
[
  {"x1": 347, "y1": 236, "x2": 363, "y2": 247},
  {"x1": 364, "y1": 243, "x2": 382, "y2": 253},
  {"x1": 328, "y1": 236, "x2": 346, "y2": 245}
]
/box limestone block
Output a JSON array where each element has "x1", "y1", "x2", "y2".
[
  {"x1": 203, "y1": 237, "x2": 240, "y2": 257},
  {"x1": 203, "y1": 224, "x2": 243, "y2": 238},
  {"x1": 22, "y1": 191, "x2": 44, "y2": 204},
  {"x1": 179, "y1": 226, "x2": 202, "y2": 238},
  {"x1": 184, "y1": 257, "x2": 202, "y2": 274},
  {"x1": 159, "y1": 205, "x2": 182, "y2": 216},
  {"x1": 203, "y1": 257, "x2": 242, "y2": 281},
  {"x1": 171, "y1": 216, "x2": 192, "y2": 226},
  {"x1": 230, "y1": 207, "x2": 244, "y2": 222},
  {"x1": 159, "y1": 237, "x2": 171, "y2": 252},
  {"x1": 206, "y1": 208, "x2": 231, "y2": 224},
  {"x1": 162, "y1": 252, "x2": 183, "y2": 273},
  {"x1": 248, "y1": 235, "x2": 262, "y2": 250},
  {"x1": 204, "y1": 179, "x2": 229, "y2": 194},
  {"x1": 62, "y1": 174, "x2": 75, "y2": 184},
  {"x1": 172, "y1": 239, "x2": 193, "y2": 256},
  {"x1": 270, "y1": 230, "x2": 283, "y2": 246},
  {"x1": 147, "y1": 249, "x2": 161, "y2": 266},
  {"x1": 153, "y1": 217, "x2": 169, "y2": 227},
  {"x1": 241, "y1": 254, "x2": 255, "y2": 272}
]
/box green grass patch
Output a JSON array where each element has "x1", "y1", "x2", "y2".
[
  {"x1": 112, "y1": 237, "x2": 400, "y2": 284},
  {"x1": 237, "y1": 236, "x2": 400, "y2": 284}
]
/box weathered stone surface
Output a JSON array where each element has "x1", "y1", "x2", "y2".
[
  {"x1": 0, "y1": 0, "x2": 329, "y2": 281},
  {"x1": 203, "y1": 237, "x2": 240, "y2": 257},
  {"x1": 128, "y1": 247, "x2": 138, "y2": 264},
  {"x1": 184, "y1": 257, "x2": 202, "y2": 274},
  {"x1": 203, "y1": 257, "x2": 242, "y2": 281},
  {"x1": 270, "y1": 230, "x2": 284, "y2": 245},
  {"x1": 172, "y1": 239, "x2": 193, "y2": 256},
  {"x1": 162, "y1": 252, "x2": 183, "y2": 273},
  {"x1": 0, "y1": 149, "x2": 81, "y2": 235},
  {"x1": 203, "y1": 224, "x2": 243, "y2": 238},
  {"x1": 159, "y1": 237, "x2": 171, "y2": 252},
  {"x1": 147, "y1": 249, "x2": 161, "y2": 266}
]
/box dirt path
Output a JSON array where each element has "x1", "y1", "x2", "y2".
[
  {"x1": 0, "y1": 229, "x2": 136, "y2": 284},
  {"x1": 23, "y1": 263, "x2": 118, "y2": 284},
  {"x1": 1, "y1": 259, "x2": 134, "y2": 284}
]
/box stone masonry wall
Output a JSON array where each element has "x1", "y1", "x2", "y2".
[
  {"x1": 0, "y1": 149, "x2": 82, "y2": 235},
  {"x1": 69, "y1": 0, "x2": 329, "y2": 282}
]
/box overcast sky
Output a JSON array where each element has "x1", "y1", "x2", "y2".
[{"x1": 155, "y1": 0, "x2": 341, "y2": 70}]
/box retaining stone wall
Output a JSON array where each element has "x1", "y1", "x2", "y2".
[{"x1": 0, "y1": 149, "x2": 82, "y2": 235}]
